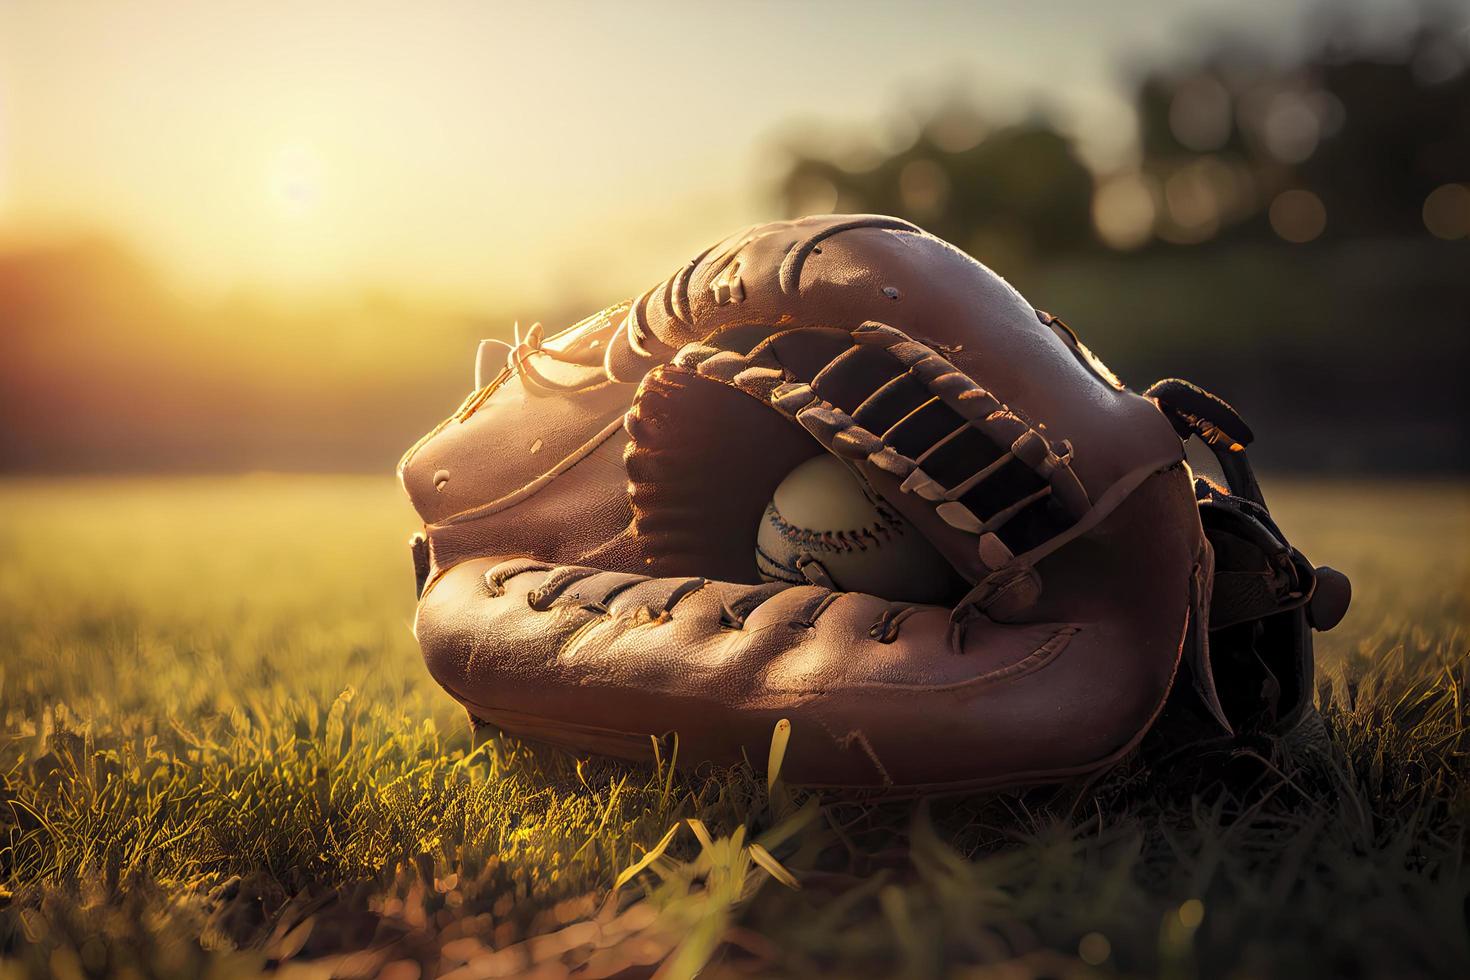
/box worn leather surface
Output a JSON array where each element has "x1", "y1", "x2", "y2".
[{"x1": 400, "y1": 214, "x2": 1209, "y2": 790}]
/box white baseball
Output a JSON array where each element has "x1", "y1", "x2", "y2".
[{"x1": 755, "y1": 454, "x2": 957, "y2": 604}]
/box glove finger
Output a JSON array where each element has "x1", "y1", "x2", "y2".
[{"x1": 415, "y1": 554, "x2": 1186, "y2": 791}]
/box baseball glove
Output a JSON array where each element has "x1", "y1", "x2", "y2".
[{"x1": 399, "y1": 214, "x2": 1350, "y2": 792}]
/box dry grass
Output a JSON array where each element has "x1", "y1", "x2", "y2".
[{"x1": 1, "y1": 475, "x2": 1466, "y2": 979}]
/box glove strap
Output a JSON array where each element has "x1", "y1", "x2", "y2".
[{"x1": 1146, "y1": 377, "x2": 1350, "y2": 737}]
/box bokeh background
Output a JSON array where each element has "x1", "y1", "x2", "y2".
[{"x1": 2, "y1": 0, "x2": 1466, "y2": 476}]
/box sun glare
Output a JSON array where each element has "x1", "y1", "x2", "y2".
[{"x1": 269, "y1": 145, "x2": 325, "y2": 217}]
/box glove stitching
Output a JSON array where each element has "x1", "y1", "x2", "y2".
[
  {"x1": 867, "y1": 605, "x2": 925, "y2": 643},
  {"x1": 484, "y1": 560, "x2": 553, "y2": 597},
  {"x1": 789, "y1": 590, "x2": 842, "y2": 630}
]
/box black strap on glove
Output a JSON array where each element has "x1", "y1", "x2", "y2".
[{"x1": 1147, "y1": 378, "x2": 1350, "y2": 737}]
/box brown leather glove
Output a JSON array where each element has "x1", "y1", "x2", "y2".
[{"x1": 399, "y1": 215, "x2": 1348, "y2": 792}]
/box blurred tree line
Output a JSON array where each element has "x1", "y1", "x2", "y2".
[
  {"x1": 771, "y1": 3, "x2": 1468, "y2": 473},
  {"x1": 775, "y1": 5, "x2": 1469, "y2": 257}
]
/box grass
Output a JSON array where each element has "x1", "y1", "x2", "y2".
[{"x1": 0, "y1": 475, "x2": 1466, "y2": 979}]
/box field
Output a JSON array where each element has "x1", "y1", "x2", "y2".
[{"x1": 1, "y1": 475, "x2": 1467, "y2": 978}]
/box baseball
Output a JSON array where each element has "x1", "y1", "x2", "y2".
[{"x1": 755, "y1": 454, "x2": 957, "y2": 604}]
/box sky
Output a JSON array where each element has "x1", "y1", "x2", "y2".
[{"x1": 0, "y1": 0, "x2": 1415, "y2": 308}]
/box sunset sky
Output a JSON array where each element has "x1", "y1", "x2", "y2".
[{"x1": 0, "y1": 0, "x2": 1407, "y2": 308}]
